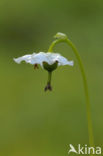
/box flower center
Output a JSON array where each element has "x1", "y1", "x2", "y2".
[{"x1": 43, "y1": 61, "x2": 58, "y2": 72}]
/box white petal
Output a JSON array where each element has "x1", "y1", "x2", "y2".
[
  {"x1": 44, "y1": 53, "x2": 74, "y2": 66},
  {"x1": 13, "y1": 54, "x2": 34, "y2": 64},
  {"x1": 13, "y1": 52, "x2": 74, "y2": 67},
  {"x1": 30, "y1": 52, "x2": 48, "y2": 66}
]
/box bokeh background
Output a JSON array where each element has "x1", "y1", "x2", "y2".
[{"x1": 0, "y1": 0, "x2": 103, "y2": 155}]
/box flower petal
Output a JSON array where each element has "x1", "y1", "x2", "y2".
[
  {"x1": 30, "y1": 52, "x2": 48, "y2": 66},
  {"x1": 14, "y1": 52, "x2": 74, "y2": 67},
  {"x1": 44, "y1": 53, "x2": 74, "y2": 66},
  {"x1": 13, "y1": 54, "x2": 34, "y2": 64}
]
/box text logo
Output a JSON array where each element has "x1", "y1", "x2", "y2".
[{"x1": 68, "y1": 144, "x2": 101, "y2": 155}]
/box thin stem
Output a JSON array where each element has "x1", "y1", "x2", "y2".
[
  {"x1": 48, "y1": 72, "x2": 52, "y2": 84},
  {"x1": 48, "y1": 38, "x2": 94, "y2": 151},
  {"x1": 44, "y1": 72, "x2": 52, "y2": 91}
]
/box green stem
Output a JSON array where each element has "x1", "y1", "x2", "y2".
[
  {"x1": 48, "y1": 72, "x2": 52, "y2": 84},
  {"x1": 48, "y1": 38, "x2": 94, "y2": 151}
]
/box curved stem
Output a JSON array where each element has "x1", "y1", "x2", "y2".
[{"x1": 48, "y1": 38, "x2": 94, "y2": 150}]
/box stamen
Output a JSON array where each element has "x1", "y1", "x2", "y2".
[{"x1": 34, "y1": 64, "x2": 39, "y2": 69}]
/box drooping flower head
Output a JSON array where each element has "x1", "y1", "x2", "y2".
[{"x1": 14, "y1": 52, "x2": 74, "y2": 91}]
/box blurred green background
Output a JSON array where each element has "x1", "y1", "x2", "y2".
[{"x1": 0, "y1": 0, "x2": 103, "y2": 155}]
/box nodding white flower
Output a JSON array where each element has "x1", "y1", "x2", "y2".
[{"x1": 14, "y1": 52, "x2": 74, "y2": 91}]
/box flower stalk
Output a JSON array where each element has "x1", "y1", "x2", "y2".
[
  {"x1": 44, "y1": 72, "x2": 52, "y2": 91},
  {"x1": 48, "y1": 33, "x2": 94, "y2": 155}
]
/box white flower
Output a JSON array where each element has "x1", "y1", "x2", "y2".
[
  {"x1": 14, "y1": 52, "x2": 74, "y2": 91},
  {"x1": 13, "y1": 52, "x2": 74, "y2": 67}
]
